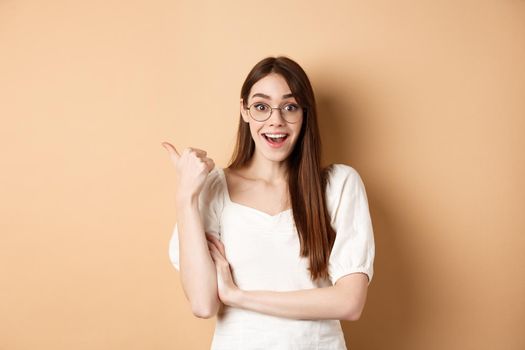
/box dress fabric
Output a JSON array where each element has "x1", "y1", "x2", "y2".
[{"x1": 168, "y1": 163, "x2": 375, "y2": 350}]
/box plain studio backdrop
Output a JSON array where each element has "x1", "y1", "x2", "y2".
[{"x1": 1, "y1": 1, "x2": 524, "y2": 349}]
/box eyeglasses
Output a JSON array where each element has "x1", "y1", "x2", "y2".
[{"x1": 244, "y1": 102, "x2": 304, "y2": 123}]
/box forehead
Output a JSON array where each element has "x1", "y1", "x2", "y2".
[{"x1": 249, "y1": 73, "x2": 295, "y2": 101}]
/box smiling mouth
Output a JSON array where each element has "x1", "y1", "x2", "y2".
[{"x1": 262, "y1": 133, "x2": 289, "y2": 144}]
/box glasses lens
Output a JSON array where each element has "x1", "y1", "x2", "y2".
[
  {"x1": 249, "y1": 103, "x2": 271, "y2": 121},
  {"x1": 281, "y1": 103, "x2": 302, "y2": 123},
  {"x1": 249, "y1": 103, "x2": 303, "y2": 123}
]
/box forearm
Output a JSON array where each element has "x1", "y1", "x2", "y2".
[
  {"x1": 176, "y1": 196, "x2": 220, "y2": 317},
  {"x1": 230, "y1": 285, "x2": 354, "y2": 321}
]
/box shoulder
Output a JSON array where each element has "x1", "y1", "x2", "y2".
[
  {"x1": 325, "y1": 163, "x2": 361, "y2": 189},
  {"x1": 324, "y1": 163, "x2": 366, "y2": 208},
  {"x1": 324, "y1": 163, "x2": 370, "y2": 224}
]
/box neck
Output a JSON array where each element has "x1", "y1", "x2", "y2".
[{"x1": 244, "y1": 150, "x2": 289, "y2": 184}]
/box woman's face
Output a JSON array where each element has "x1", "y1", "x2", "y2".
[{"x1": 240, "y1": 73, "x2": 304, "y2": 163}]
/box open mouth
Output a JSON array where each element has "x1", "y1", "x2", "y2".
[{"x1": 262, "y1": 133, "x2": 289, "y2": 146}]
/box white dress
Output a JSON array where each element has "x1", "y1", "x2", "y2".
[{"x1": 168, "y1": 163, "x2": 375, "y2": 350}]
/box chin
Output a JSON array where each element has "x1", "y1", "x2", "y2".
[{"x1": 264, "y1": 148, "x2": 294, "y2": 161}]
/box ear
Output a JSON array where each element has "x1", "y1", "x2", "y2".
[{"x1": 240, "y1": 98, "x2": 249, "y2": 123}]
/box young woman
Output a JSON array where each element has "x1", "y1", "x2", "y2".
[{"x1": 162, "y1": 56, "x2": 375, "y2": 349}]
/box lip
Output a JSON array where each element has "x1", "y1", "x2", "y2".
[
  {"x1": 261, "y1": 133, "x2": 289, "y2": 149},
  {"x1": 262, "y1": 131, "x2": 289, "y2": 135}
]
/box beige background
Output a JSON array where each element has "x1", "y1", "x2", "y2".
[{"x1": 1, "y1": 0, "x2": 524, "y2": 349}]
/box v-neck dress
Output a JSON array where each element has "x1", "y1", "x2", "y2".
[{"x1": 168, "y1": 163, "x2": 375, "y2": 350}]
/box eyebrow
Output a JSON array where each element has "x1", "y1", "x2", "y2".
[{"x1": 251, "y1": 93, "x2": 295, "y2": 100}]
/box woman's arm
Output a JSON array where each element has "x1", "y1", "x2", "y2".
[
  {"x1": 206, "y1": 232, "x2": 369, "y2": 321},
  {"x1": 228, "y1": 273, "x2": 369, "y2": 321},
  {"x1": 176, "y1": 196, "x2": 221, "y2": 318}
]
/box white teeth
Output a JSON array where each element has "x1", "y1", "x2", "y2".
[{"x1": 264, "y1": 133, "x2": 287, "y2": 138}]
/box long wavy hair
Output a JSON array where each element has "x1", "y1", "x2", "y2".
[{"x1": 226, "y1": 56, "x2": 337, "y2": 282}]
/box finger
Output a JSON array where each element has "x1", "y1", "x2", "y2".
[
  {"x1": 211, "y1": 248, "x2": 225, "y2": 267},
  {"x1": 207, "y1": 238, "x2": 221, "y2": 255},
  {"x1": 202, "y1": 157, "x2": 215, "y2": 172},
  {"x1": 205, "y1": 232, "x2": 220, "y2": 242},
  {"x1": 205, "y1": 233, "x2": 221, "y2": 253},
  {"x1": 184, "y1": 147, "x2": 207, "y2": 157},
  {"x1": 207, "y1": 241, "x2": 219, "y2": 260},
  {"x1": 208, "y1": 242, "x2": 227, "y2": 266},
  {"x1": 190, "y1": 147, "x2": 207, "y2": 155},
  {"x1": 207, "y1": 237, "x2": 223, "y2": 257},
  {"x1": 216, "y1": 238, "x2": 226, "y2": 257},
  {"x1": 206, "y1": 233, "x2": 225, "y2": 256},
  {"x1": 161, "y1": 142, "x2": 180, "y2": 161}
]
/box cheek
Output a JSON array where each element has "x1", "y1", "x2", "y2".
[
  {"x1": 293, "y1": 122, "x2": 303, "y2": 137},
  {"x1": 249, "y1": 123, "x2": 261, "y2": 140}
]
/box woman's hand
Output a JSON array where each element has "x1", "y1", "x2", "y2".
[
  {"x1": 205, "y1": 232, "x2": 241, "y2": 307},
  {"x1": 161, "y1": 141, "x2": 215, "y2": 202}
]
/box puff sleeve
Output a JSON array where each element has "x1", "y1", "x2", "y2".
[
  {"x1": 328, "y1": 164, "x2": 375, "y2": 285},
  {"x1": 168, "y1": 168, "x2": 223, "y2": 271}
]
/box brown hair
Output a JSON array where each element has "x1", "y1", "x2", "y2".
[{"x1": 226, "y1": 56, "x2": 336, "y2": 282}]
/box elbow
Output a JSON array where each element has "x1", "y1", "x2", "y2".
[
  {"x1": 191, "y1": 299, "x2": 220, "y2": 319},
  {"x1": 343, "y1": 304, "x2": 365, "y2": 321},
  {"x1": 192, "y1": 307, "x2": 214, "y2": 319},
  {"x1": 345, "y1": 309, "x2": 362, "y2": 321},
  {"x1": 192, "y1": 308, "x2": 214, "y2": 319}
]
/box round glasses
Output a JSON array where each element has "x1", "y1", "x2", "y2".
[{"x1": 244, "y1": 102, "x2": 304, "y2": 123}]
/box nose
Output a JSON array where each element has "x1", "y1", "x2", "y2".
[{"x1": 268, "y1": 107, "x2": 286, "y2": 125}]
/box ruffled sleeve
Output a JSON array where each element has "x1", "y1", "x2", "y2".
[
  {"x1": 327, "y1": 164, "x2": 375, "y2": 285},
  {"x1": 168, "y1": 168, "x2": 223, "y2": 271}
]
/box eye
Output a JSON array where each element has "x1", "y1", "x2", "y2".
[
  {"x1": 283, "y1": 103, "x2": 299, "y2": 112},
  {"x1": 254, "y1": 103, "x2": 269, "y2": 111}
]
